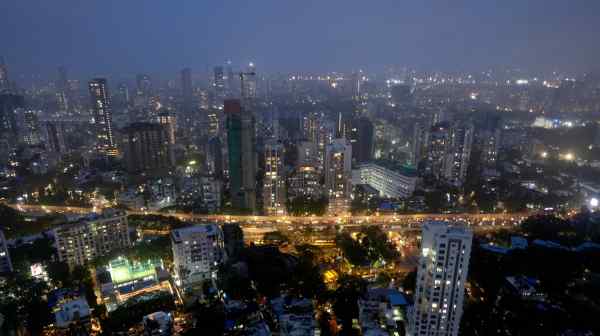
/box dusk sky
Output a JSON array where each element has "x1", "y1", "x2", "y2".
[{"x1": 2, "y1": 0, "x2": 600, "y2": 78}]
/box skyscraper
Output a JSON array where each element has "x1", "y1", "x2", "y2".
[
  {"x1": 411, "y1": 122, "x2": 429, "y2": 167},
  {"x1": 44, "y1": 121, "x2": 67, "y2": 154},
  {"x1": 346, "y1": 118, "x2": 374, "y2": 164},
  {"x1": 21, "y1": 109, "x2": 41, "y2": 145},
  {"x1": 122, "y1": 122, "x2": 173, "y2": 173},
  {"x1": 181, "y1": 68, "x2": 193, "y2": 114},
  {"x1": 426, "y1": 123, "x2": 451, "y2": 180},
  {"x1": 325, "y1": 138, "x2": 352, "y2": 215},
  {"x1": 88, "y1": 78, "x2": 117, "y2": 155},
  {"x1": 213, "y1": 66, "x2": 225, "y2": 99},
  {"x1": 263, "y1": 140, "x2": 286, "y2": 215},
  {"x1": 226, "y1": 99, "x2": 257, "y2": 212},
  {"x1": 0, "y1": 93, "x2": 24, "y2": 142},
  {"x1": 242, "y1": 62, "x2": 257, "y2": 101},
  {"x1": 442, "y1": 123, "x2": 474, "y2": 187},
  {"x1": 0, "y1": 57, "x2": 10, "y2": 92},
  {"x1": 410, "y1": 221, "x2": 472, "y2": 336},
  {"x1": 56, "y1": 66, "x2": 70, "y2": 112},
  {"x1": 480, "y1": 128, "x2": 501, "y2": 167}
]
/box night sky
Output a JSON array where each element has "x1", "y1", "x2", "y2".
[{"x1": 1, "y1": 0, "x2": 599, "y2": 78}]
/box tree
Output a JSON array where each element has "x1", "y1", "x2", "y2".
[
  {"x1": 47, "y1": 261, "x2": 72, "y2": 288},
  {"x1": 333, "y1": 275, "x2": 366, "y2": 336},
  {"x1": 263, "y1": 231, "x2": 289, "y2": 245}
]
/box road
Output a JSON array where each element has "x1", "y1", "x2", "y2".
[{"x1": 9, "y1": 203, "x2": 529, "y2": 229}]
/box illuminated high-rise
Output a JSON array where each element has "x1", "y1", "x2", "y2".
[
  {"x1": 325, "y1": 138, "x2": 352, "y2": 215},
  {"x1": 410, "y1": 221, "x2": 472, "y2": 336},
  {"x1": 88, "y1": 78, "x2": 117, "y2": 155},
  {"x1": 263, "y1": 140, "x2": 286, "y2": 215}
]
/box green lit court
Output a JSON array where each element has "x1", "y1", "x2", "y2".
[{"x1": 107, "y1": 256, "x2": 163, "y2": 284}]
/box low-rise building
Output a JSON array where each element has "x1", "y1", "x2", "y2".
[
  {"x1": 143, "y1": 311, "x2": 173, "y2": 336},
  {"x1": 354, "y1": 161, "x2": 417, "y2": 199}
]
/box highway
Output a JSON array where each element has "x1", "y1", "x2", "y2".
[{"x1": 9, "y1": 203, "x2": 529, "y2": 229}]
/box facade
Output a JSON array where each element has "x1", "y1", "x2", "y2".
[
  {"x1": 346, "y1": 118, "x2": 374, "y2": 164},
  {"x1": 55, "y1": 209, "x2": 130, "y2": 267},
  {"x1": 0, "y1": 230, "x2": 13, "y2": 274},
  {"x1": 325, "y1": 138, "x2": 352, "y2": 215},
  {"x1": 297, "y1": 140, "x2": 319, "y2": 166},
  {"x1": 288, "y1": 165, "x2": 322, "y2": 200},
  {"x1": 0, "y1": 93, "x2": 24, "y2": 143},
  {"x1": 171, "y1": 224, "x2": 226, "y2": 291},
  {"x1": 226, "y1": 99, "x2": 257, "y2": 212},
  {"x1": 44, "y1": 121, "x2": 68, "y2": 154},
  {"x1": 21, "y1": 109, "x2": 41, "y2": 145},
  {"x1": 426, "y1": 123, "x2": 451, "y2": 180},
  {"x1": 411, "y1": 122, "x2": 429, "y2": 166},
  {"x1": 88, "y1": 78, "x2": 117, "y2": 155},
  {"x1": 355, "y1": 161, "x2": 417, "y2": 199},
  {"x1": 122, "y1": 122, "x2": 174, "y2": 173},
  {"x1": 442, "y1": 123, "x2": 474, "y2": 187},
  {"x1": 410, "y1": 221, "x2": 472, "y2": 336},
  {"x1": 263, "y1": 140, "x2": 286, "y2": 215},
  {"x1": 480, "y1": 128, "x2": 501, "y2": 166}
]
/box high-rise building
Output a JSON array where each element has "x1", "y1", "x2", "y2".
[
  {"x1": 226, "y1": 99, "x2": 257, "y2": 212},
  {"x1": 213, "y1": 66, "x2": 225, "y2": 99},
  {"x1": 426, "y1": 123, "x2": 451, "y2": 180},
  {"x1": 181, "y1": 68, "x2": 193, "y2": 114},
  {"x1": 88, "y1": 78, "x2": 117, "y2": 155},
  {"x1": 44, "y1": 121, "x2": 67, "y2": 154},
  {"x1": 0, "y1": 57, "x2": 10, "y2": 92},
  {"x1": 390, "y1": 84, "x2": 413, "y2": 108},
  {"x1": 411, "y1": 122, "x2": 429, "y2": 167},
  {"x1": 0, "y1": 230, "x2": 13, "y2": 274},
  {"x1": 287, "y1": 165, "x2": 322, "y2": 200},
  {"x1": 263, "y1": 140, "x2": 286, "y2": 215},
  {"x1": 171, "y1": 224, "x2": 226, "y2": 291},
  {"x1": 410, "y1": 221, "x2": 472, "y2": 336},
  {"x1": 325, "y1": 138, "x2": 352, "y2": 215},
  {"x1": 206, "y1": 136, "x2": 223, "y2": 179},
  {"x1": 56, "y1": 66, "x2": 70, "y2": 112},
  {"x1": 21, "y1": 109, "x2": 41, "y2": 145},
  {"x1": 442, "y1": 123, "x2": 474, "y2": 187},
  {"x1": 55, "y1": 209, "x2": 130, "y2": 267},
  {"x1": 346, "y1": 118, "x2": 374, "y2": 164},
  {"x1": 480, "y1": 128, "x2": 501, "y2": 166},
  {"x1": 302, "y1": 111, "x2": 322, "y2": 144},
  {"x1": 157, "y1": 109, "x2": 176, "y2": 146},
  {"x1": 242, "y1": 62, "x2": 257, "y2": 101},
  {"x1": 122, "y1": 122, "x2": 174, "y2": 173},
  {"x1": 297, "y1": 141, "x2": 319, "y2": 166},
  {"x1": 136, "y1": 74, "x2": 152, "y2": 97},
  {"x1": 0, "y1": 93, "x2": 24, "y2": 143}
]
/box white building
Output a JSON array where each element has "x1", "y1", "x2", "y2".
[
  {"x1": 0, "y1": 230, "x2": 13, "y2": 274},
  {"x1": 409, "y1": 221, "x2": 472, "y2": 336},
  {"x1": 171, "y1": 224, "x2": 226, "y2": 291},
  {"x1": 354, "y1": 161, "x2": 418, "y2": 199},
  {"x1": 325, "y1": 138, "x2": 352, "y2": 215},
  {"x1": 55, "y1": 209, "x2": 130, "y2": 267}
]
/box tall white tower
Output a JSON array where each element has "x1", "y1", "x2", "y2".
[{"x1": 410, "y1": 221, "x2": 472, "y2": 336}]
